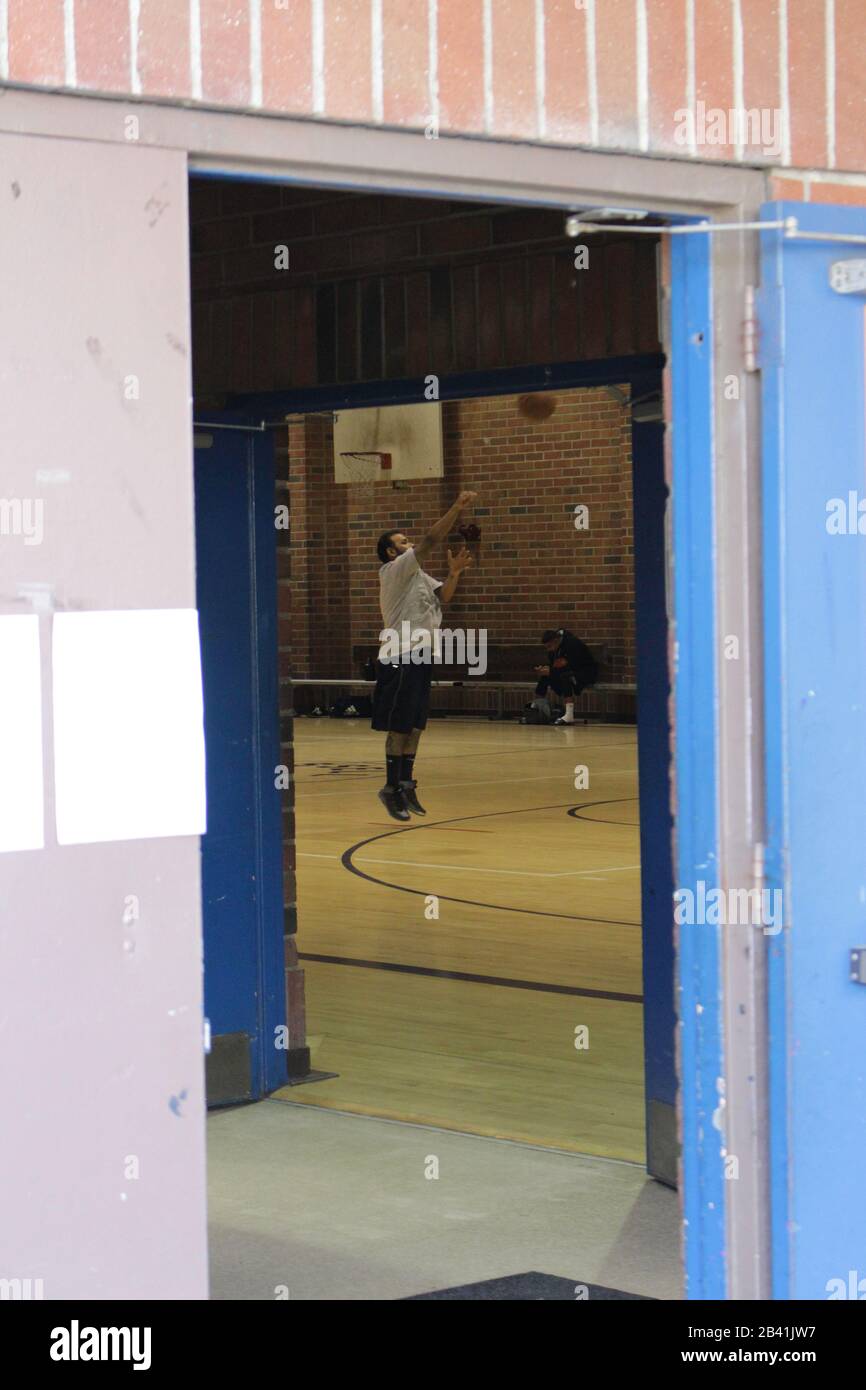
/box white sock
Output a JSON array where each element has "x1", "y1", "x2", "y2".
[{"x1": 560, "y1": 707, "x2": 575, "y2": 723}]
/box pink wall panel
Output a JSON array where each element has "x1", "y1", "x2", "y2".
[{"x1": 0, "y1": 132, "x2": 207, "y2": 1299}]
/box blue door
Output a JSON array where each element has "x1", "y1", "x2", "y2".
[
  {"x1": 761, "y1": 201, "x2": 866, "y2": 1297},
  {"x1": 194, "y1": 425, "x2": 286, "y2": 1104}
]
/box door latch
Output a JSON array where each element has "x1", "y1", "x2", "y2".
[
  {"x1": 849, "y1": 948, "x2": 866, "y2": 984},
  {"x1": 830, "y1": 260, "x2": 866, "y2": 295}
]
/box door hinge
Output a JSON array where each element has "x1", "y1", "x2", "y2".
[
  {"x1": 749, "y1": 284, "x2": 784, "y2": 371},
  {"x1": 743, "y1": 285, "x2": 759, "y2": 372}
]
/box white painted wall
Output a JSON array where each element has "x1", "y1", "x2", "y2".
[{"x1": 0, "y1": 133, "x2": 208, "y2": 1299}]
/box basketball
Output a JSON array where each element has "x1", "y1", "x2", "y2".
[{"x1": 517, "y1": 392, "x2": 557, "y2": 421}]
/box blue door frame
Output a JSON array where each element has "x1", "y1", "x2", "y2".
[
  {"x1": 194, "y1": 421, "x2": 286, "y2": 1102},
  {"x1": 668, "y1": 227, "x2": 725, "y2": 1297}
]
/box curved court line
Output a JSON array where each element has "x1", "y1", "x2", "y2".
[
  {"x1": 341, "y1": 798, "x2": 641, "y2": 927},
  {"x1": 568, "y1": 798, "x2": 641, "y2": 829}
]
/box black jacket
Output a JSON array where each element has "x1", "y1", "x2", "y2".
[{"x1": 548, "y1": 630, "x2": 599, "y2": 684}]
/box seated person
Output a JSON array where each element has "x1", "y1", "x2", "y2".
[{"x1": 533, "y1": 628, "x2": 599, "y2": 725}]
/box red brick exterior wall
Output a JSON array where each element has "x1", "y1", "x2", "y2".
[
  {"x1": 283, "y1": 386, "x2": 634, "y2": 689},
  {"x1": 5, "y1": 2, "x2": 866, "y2": 179}
]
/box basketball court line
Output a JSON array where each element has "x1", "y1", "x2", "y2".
[
  {"x1": 297, "y1": 951, "x2": 643, "y2": 1003},
  {"x1": 299, "y1": 850, "x2": 641, "y2": 881},
  {"x1": 335, "y1": 799, "x2": 642, "y2": 926},
  {"x1": 569, "y1": 803, "x2": 641, "y2": 828},
  {"x1": 292, "y1": 728, "x2": 645, "y2": 1155}
]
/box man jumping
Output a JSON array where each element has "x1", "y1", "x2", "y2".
[{"x1": 372, "y1": 490, "x2": 477, "y2": 821}]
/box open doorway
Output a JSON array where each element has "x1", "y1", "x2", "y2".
[
  {"x1": 189, "y1": 176, "x2": 697, "y2": 1301},
  {"x1": 190, "y1": 176, "x2": 675, "y2": 1178}
]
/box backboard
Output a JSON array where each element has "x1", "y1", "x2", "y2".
[{"x1": 334, "y1": 402, "x2": 443, "y2": 483}]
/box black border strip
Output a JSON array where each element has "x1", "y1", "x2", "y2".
[{"x1": 298, "y1": 951, "x2": 642, "y2": 1003}]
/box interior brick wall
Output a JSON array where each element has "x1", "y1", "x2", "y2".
[{"x1": 282, "y1": 386, "x2": 635, "y2": 691}]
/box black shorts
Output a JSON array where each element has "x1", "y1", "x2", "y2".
[
  {"x1": 371, "y1": 660, "x2": 433, "y2": 733},
  {"x1": 536, "y1": 671, "x2": 592, "y2": 699}
]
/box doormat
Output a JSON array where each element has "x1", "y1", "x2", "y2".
[
  {"x1": 404, "y1": 1272, "x2": 654, "y2": 1300},
  {"x1": 275, "y1": 1069, "x2": 340, "y2": 1088}
]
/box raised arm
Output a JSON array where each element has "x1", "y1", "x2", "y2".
[
  {"x1": 414, "y1": 491, "x2": 477, "y2": 566},
  {"x1": 440, "y1": 544, "x2": 473, "y2": 606}
]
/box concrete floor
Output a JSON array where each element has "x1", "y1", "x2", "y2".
[{"x1": 207, "y1": 1100, "x2": 682, "y2": 1300}]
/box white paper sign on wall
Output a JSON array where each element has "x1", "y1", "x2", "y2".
[{"x1": 52, "y1": 609, "x2": 207, "y2": 846}]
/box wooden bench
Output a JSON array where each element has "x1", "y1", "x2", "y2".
[
  {"x1": 351, "y1": 639, "x2": 613, "y2": 682},
  {"x1": 287, "y1": 640, "x2": 636, "y2": 722}
]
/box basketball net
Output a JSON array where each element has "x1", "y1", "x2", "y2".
[{"x1": 338, "y1": 451, "x2": 392, "y2": 506}]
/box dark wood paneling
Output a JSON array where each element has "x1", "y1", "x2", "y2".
[
  {"x1": 502, "y1": 259, "x2": 527, "y2": 364},
  {"x1": 452, "y1": 264, "x2": 477, "y2": 371},
  {"x1": 578, "y1": 241, "x2": 607, "y2": 358},
  {"x1": 251, "y1": 292, "x2": 276, "y2": 393},
  {"x1": 477, "y1": 260, "x2": 504, "y2": 368},
  {"x1": 634, "y1": 239, "x2": 661, "y2": 352},
  {"x1": 553, "y1": 251, "x2": 579, "y2": 360},
  {"x1": 209, "y1": 298, "x2": 232, "y2": 397},
  {"x1": 528, "y1": 255, "x2": 553, "y2": 361},
  {"x1": 405, "y1": 271, "x2": 430, "y2": 377},
  {"x1": 271, "y1": 289, "x2": 294, "y2": 386},
  {"x1": 192, "y1": 299, "x2": 212, "y2": 397},
  {"x1": 383, "y1": 276, "x2": 407, "y2": 379},
  {"x1": 336, "y1": 280, "x2": 359, "y2": 382},
  {"x1": 359, "y1": 277, "x2": 382, "y2": 380},
  {"x1": 429, "y1": 265, "x2": 453, "y2": 374},
  {"x1": 606, "y1": 241, "x2": 636, "y2": 357},
  {"x1": 316, "y1": 281, "x2": 337, "y2": 384},
  {"x1": 230, "y1": 297, "x2": 252, "y2": 394},
  {"x1": 294, "y1": 284, "x2": 317, "y2": 387}
]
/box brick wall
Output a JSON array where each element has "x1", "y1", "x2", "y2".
[
  {"x1": 189, "y1": 182, "x2": 659, "y2": 404},
  {"x1": 4, "y1": 2, "x2": 866, "y2": 178},
  {"x1": 283, "y1": 386, "x2": 635, "y2": 691}
]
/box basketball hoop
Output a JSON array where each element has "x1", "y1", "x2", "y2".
[
  {"x1": 338, "y1": 451, "x2": 392, "y2": 471},
  {"x1": 337, "y1": 451, "x2": 392, "y2": 504}
]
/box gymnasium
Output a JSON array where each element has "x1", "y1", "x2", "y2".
[{"x1": 3, "y1": 2, "x2": 865, "y2": 1310}]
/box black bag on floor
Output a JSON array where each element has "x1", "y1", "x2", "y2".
[
  {"x1": 329, "y1": 695, "x2": 373, "y2": 718},
  {"x1": 520, "y1": 700, "x2": 553, "y2": 726}
]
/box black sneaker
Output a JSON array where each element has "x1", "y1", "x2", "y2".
[
  {"x1": 399, "y1": 780, "x2": 426, "y2": 816},
  {"x1": 378, "y1": 786, "x2": 410, "y2": 822}
]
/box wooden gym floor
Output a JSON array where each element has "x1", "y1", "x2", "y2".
[{"x1": 273, "y1": 718, "x2": 644, "y2": 1163}]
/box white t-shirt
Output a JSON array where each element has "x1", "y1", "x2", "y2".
[{"x1": 378, "y1": 547, "x2": 443, "y2": 663}]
